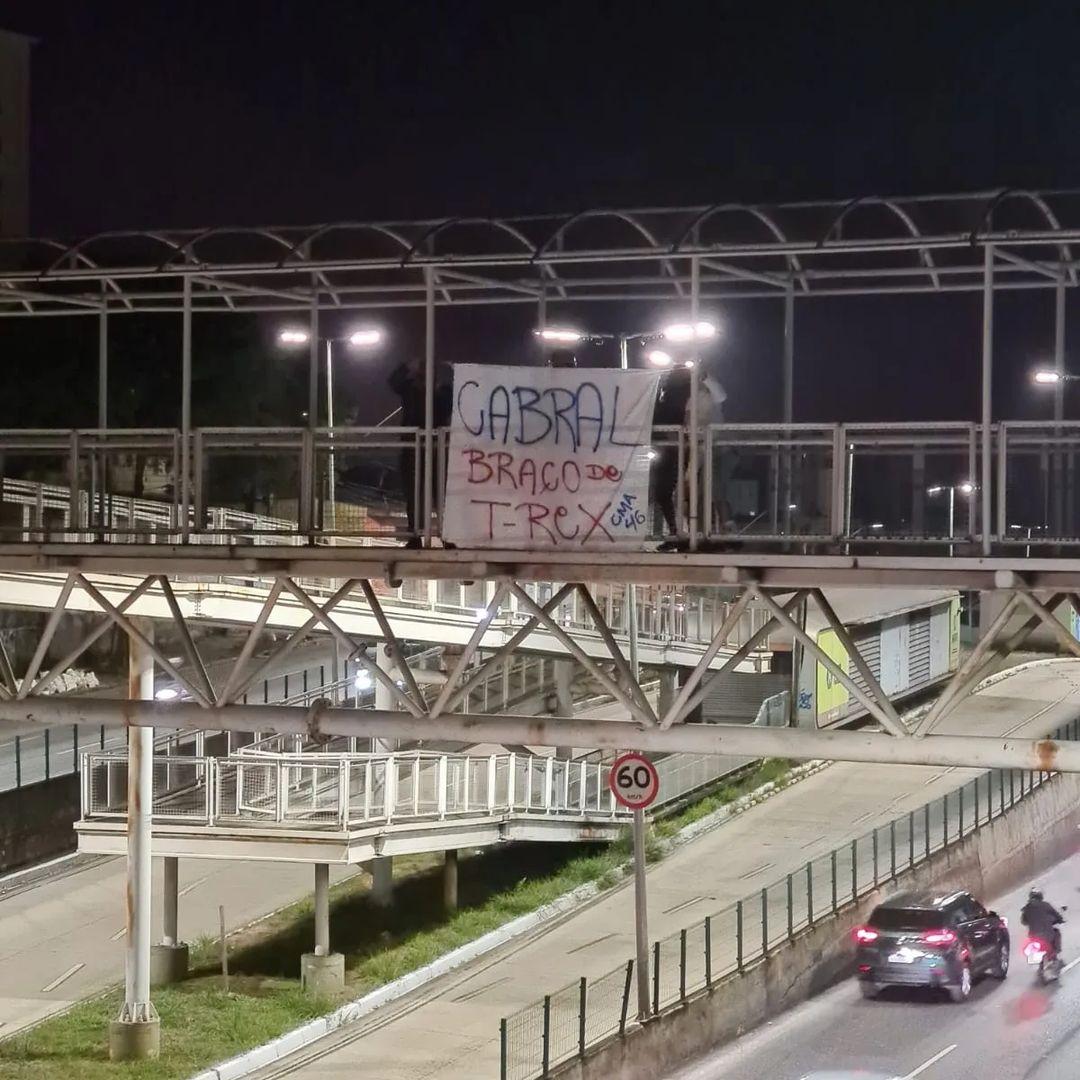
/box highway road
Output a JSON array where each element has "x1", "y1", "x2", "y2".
[
  {"x1": 0, "y1": 853, "x2": 360, "y2": 1036},
  {"x1": 669, "y1": 853, "x2": 1080, "y2": 1080}
]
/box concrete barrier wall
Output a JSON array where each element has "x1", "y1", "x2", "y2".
[
  {"x1": 554, "y1": 773, "x2": 1080, "y2": 1080},
  {"x1": 0, "y1": 773, "x2": 80, "y2": 872}
]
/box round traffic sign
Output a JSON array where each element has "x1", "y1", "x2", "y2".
[{"x1": 608, "y1": 752, "x2": 660, "y2": 809}]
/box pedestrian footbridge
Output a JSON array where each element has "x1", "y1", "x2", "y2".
[{"x1": 74, "y1": 737, "x2": 748, "y2": 865}]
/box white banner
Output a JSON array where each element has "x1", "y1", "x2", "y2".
[{"x1": 443, "y1": 364, "x2": 661, "y2": 549}]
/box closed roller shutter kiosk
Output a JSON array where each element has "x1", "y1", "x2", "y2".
[{"x1": 795, "y1": 589, "x2": 960, "y2": 729}]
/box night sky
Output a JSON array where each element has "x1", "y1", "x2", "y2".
[{"x1": 4, "y1": 0, "x2": 1080, "y2": 437}]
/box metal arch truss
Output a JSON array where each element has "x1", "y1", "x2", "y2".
[
  {"x1": 7, "y1": 577, "x2": 1080, "y2": 775},
  {"x1": 8, "y1": 187, "x2": 1080, "y2": 316}
]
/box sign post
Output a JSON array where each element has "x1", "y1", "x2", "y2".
[{"x1": 609, "y1": 751, "x2": 659, "y2": 1019}]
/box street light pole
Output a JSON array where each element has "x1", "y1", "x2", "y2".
[{"x1": 326, "y1": 339, "x2": 336, "y2": 535}]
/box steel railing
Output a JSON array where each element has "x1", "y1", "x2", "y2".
[
  {"x1": 0, "y1": 419, "x2": 1079, "y2": 548},
  {"x1": 80, "y1": 746, "x2": 748, "y2": 831},
  {"x1": 501, "y1": 715, "x2": 1080, "y2": 1080}
]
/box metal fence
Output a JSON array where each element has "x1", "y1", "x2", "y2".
[
  {"x1": 81, "y1": 746, "x2": 748, "y2": 832},
  {"x1": 501, "y1": 716, "x2": 1080, "y2": 1080},
  {"x1": 5, "y1": 420, "x2": 1080, "y2": 548}
]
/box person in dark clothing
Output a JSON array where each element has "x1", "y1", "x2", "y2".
[
  {"x1": 388, "y1": 358, "x2": 423, "y2": 545},
  {"x1": 1021, "y1": 888, "x2": 1064, "y2": 955},
  {"x1": 652, "y1": 367, "x2": 692, "y2": 540}
]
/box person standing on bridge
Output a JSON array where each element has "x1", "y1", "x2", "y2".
[{"x1": 652, "y1": 365, "x2": 692, "y2": 547}]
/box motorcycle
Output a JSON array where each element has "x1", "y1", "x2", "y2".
[
  {"x1": 1024, "y1": 936, "x2": 1063, "y2": 984},
  {"x1": 1023, "y1": 905, "x2": 1067, "y2": 985}
]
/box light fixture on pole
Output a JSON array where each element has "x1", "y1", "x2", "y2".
[
  {"x1": 534, "y1": 327, "x2": 584, "y2": 344},
  {"x1": 927, "y1": 481, "x2": 975, "y2": 554},
  {"x1": 1032, "y1": 369, "x2": 1080, "y2": 385},
  {"x1": 277, "y1": 326, "x2": 385, "y2": 535},
  {"x1": 661, "y1": 320, "x2": 717, "y2": 343},
  {"x1": 532, "y1": 317, "x2": 720, "y2": 367}
]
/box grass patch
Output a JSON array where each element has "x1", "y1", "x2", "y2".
[
  {"x1": 1, "y1": 756, "x2": 797, "y2": 1077},
  {"x1": 0, "y1": 980, "x2": 331, "y2": 1080},
  {"x1": 653, "y1": 757, "x2": 792, "y2": 839}
]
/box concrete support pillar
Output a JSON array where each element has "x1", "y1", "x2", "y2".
[
  {"x1": 301, "y1": 862, "x2": 344, "y2": 995},
  {"x1": 373, "y1": 646, "x2": 394, "y2": 754},
  {"x1": 370, "y1": 856, "x2": 393, "y2": 908},
  {"x1": 658, "y1": 669, "x2": 677, "y2": 719},
  {"x1": 443, "y1": 849, "x2": 459, "y2": 912},
  {"x1": 553, "y1": 660, "x2": 574, "y2": 716},
  {"x1": 150, "y1": 856, "x2": 188, "y2": 986},
  {"x1": 110, "y1": 621, "x2": 160, "y2": 1060}
]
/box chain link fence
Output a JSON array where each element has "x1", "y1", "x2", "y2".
[{"x1": 501, "y1": 716, "x2": 1080, "y2": 1079}]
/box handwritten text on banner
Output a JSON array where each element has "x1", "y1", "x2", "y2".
[{"x1": 443, "y1": 364, "x2": 661, "y2": 549}]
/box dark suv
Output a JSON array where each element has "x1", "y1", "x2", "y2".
[{"x1": 853, "y1": 889, "x2": 1010, "y2": 1002}]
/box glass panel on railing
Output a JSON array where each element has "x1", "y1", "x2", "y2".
[
  {"x1": 703, "y1": 425, "x2": 834, "y2": 540},
  {"x1": 314, "y1": 435, "x2": 412, "y2": 539},
  {"x1": 846, "y1": 428, "x2": 976, "y2": 541}
]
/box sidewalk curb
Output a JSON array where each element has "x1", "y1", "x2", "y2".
[
  {"x1": 191, "y1": 878, "x2": 606, "y2": 1080},
  {"x1": 189, "y1": 759, "x2": 827, "y2": 1080}
]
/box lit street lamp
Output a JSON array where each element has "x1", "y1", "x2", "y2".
[
  {"x1": 278, "y1": 326, "x2": 384, "y2": 532},
  {"x1": 927, "y1": 481, "x2": 975, "y2": 553},
  {"x1": 533, "y1": 318, "x2": 719, "y2": 369},
  {"x1": 661, "y1": 320, "x2": 717, "y2": 343},
  {"x1": 1032, "y1": 369, "x2": 1080, "y2": 385}
]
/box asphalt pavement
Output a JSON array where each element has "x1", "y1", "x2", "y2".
[
  {"x1": 669, "y1": 850, "x2": 1080, "y2": 1080},
  {"x1": 250, "y1": 661, "x2": 1080, "y2": 1080}
]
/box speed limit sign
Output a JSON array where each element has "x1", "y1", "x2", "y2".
[{"x1": 608, "y1": 752, "x2": 660, "y2": 809}]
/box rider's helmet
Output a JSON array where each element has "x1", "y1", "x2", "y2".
[{"x1": 1029, "y1": 888, "x2": 1044, "y2": 902}]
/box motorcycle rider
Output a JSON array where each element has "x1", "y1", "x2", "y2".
[{"x1": 1021, "y1": 888, "x2": 1064, "y2": 958}]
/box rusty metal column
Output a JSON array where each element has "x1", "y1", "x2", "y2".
[
  {"x1": 109, "y1": 620, "x2": 158, "y2": 1059},
  {"x1": 980, "y1": 244, "x2": 994, "y2": 555}
]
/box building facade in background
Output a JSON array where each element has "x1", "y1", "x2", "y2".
[{"x1": 0, "y1": 29, "x2": 31, "y2": 237}]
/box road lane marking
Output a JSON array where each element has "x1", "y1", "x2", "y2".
[
  {"x1": 109, "y1": 927, "x2": 126, "y2": 941},
  {"x1": 900, "y1": 1044, "x2": 957, "y2": 1079},
  {"x1": 738, "y1": 862, "x2": 773, "y2": 880},
  {"x1": 40, "y1": 963, "x2": 85, "y2": 993},
  {"x1": 663, "y1": 895, "x2": 710, "y2": 915},
  {"x1": 178, "y1": 875, "x2": 208, "y2": 898},
  {"x1": 567, "y1": 932, "x2": 616, "y2": 954},
  {"x1": 1061, "y1": 955, "x2": 1080, "y2": 973}
]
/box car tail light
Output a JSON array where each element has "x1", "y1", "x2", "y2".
[
  {"x1": 857, "y1": 964, "x2": 872, "y2": 973},
  {"x1": 922, "y1": 928, "x2": 958, "y2": 946},
  {"x1": 854, "y1": 926, "x2": 879, "y2": 944},
  {"x1": 999, "y1": 916, "x2": 1009, "y2": 929}
]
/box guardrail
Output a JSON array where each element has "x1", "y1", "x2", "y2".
[
  {"x1": 500, "y1": 715, "x2": 1080, "y2": 1080},
  {"x1": 0, "y1": 419, "x2": 1079, "y2": 549},
  {"x1": 80, "y1": 746, "x2": 746, "y2": 832}
]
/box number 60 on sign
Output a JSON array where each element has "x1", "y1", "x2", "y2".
[{"x1": 608, "y1": 752, "x2": 660, "y2": 809}]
